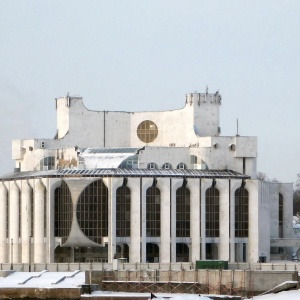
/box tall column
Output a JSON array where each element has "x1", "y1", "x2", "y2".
[
  {"x1": 248, "y1": 180, "x2": 259, "y2": 263},
  {"x1": 21, "y1": 181, "x2": 32, "y2": 263},
  {"x1": 141, "y1": 178, "x2": 153, "y2": 263},
  {"x1": 34, "y1": 179, "x2": 45, "y2": 263},
  {"x1": 103, "y1": 177, "x2": 120, "y2": 263},
  {"x1": 9, "y1": 181, "x2": 20, "y2": 263},
  {"x1": 170, "y1": 179, "x2": 181, "y2": 263},
  {"x1": 200, "y1": 179, "x2": 211, "y2": 260},
  {"x1": 230, "y1": 180, "x2": 240, "y2": 262},
  {"x1": 128, "y1": 178, "x2": 141, "y2": 263},
  {"x1": 158, "y1": 178, "x2": 171, "y2": 263},
  {"x1": 48, "y1": 179, "x2": 62, "y2": 263},
  {"x1": 218, "y1": 180, "x2": 230, "y2": 261},
  {"x1": 0, "y1": 183, "x2": 8, "y2": 262},
  {"x1": 189, "y1": 178, "x2": 200, "y2": 261}
]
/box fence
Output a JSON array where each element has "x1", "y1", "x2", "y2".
[{"x1": 1, "y1": 261, "x2": 300, "y2": 272}]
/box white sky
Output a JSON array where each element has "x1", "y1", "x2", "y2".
[{"x1": 0, "y1": 1, "x2": 299, "y2": 183}]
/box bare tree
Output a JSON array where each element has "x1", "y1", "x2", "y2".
[{"x1": 257, "y1": 172, "x2": 267, "y2": 181}]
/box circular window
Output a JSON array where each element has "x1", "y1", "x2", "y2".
[{"x1": 137, "y1": 120, "x2": 158, "y2": 143}]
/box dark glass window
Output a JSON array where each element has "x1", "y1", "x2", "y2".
[
  {"x1": 279, "y1": 193, "x2": 283, "y2": 238},
  {"x1": 76, "y1": 180, "x2": 108, "y2": 244},
  {"x1": 235, "y1": 187, "x2": 249, "y2": 238},
  {"x1": 54, "y1": 181, "x2": 73, "y2": 244},
  {"x1": 176, "y1": 187, "x2": 190, "y2": 237},
  {"x1": 146, "y1": 186, "x2": 160, "y2": 237},
  {"x1": 206, "y1": 187, "x2": 220, "y2": 237},
  {"x1": 116, "y1": 186, "x2": 131, "y2": 237}
]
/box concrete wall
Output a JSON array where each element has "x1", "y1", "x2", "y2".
[{"x1": 86, "y1": 269, "x2": 298, "y2": 296}]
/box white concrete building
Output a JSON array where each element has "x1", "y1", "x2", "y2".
[{"x1": 0, "y1": 91, "x2": 295, "y2": 264}]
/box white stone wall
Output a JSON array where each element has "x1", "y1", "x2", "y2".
[{"x1": 0, "y1": 175, "x2": 295, "y2": 264}]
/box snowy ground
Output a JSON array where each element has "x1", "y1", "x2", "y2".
[
  {"x1": 0, "y1": 271, "x2": 299, "y2": 299},
  {"x1": 0, "y1": 270, "x2": 84, "y2": 288}
]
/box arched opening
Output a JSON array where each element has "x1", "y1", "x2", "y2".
[
  {"x1": 119, "y1": 154, "x2": 138, "y2": 169},
  {"x1": 147, "y1": 162, "x2": 158, "y2": 170},
  {"x1": 205, "y1": 187, "x2": 220, "y2": 237},
  {"x1": 76, "y1": 180, "x2": 108, "y2": 244},
  {"x1": 235, "y1": 186, "x2": 249, "y2": 262},
  {"x1": 235, "y1": 187, "x2": 249, "y2": 238},
  {"x1": 35, "y1": 156, "x2": 55, "y2": 171},
  {"x1": 54, "y1": 181, "x2": 73, "y2": 244},
  {"x1": 146, "y1": 243, "x2": 159, "y2": 263},
  {"x1": 177, "y1": 163, "x2": 187, "y2": 170},
  {"x1": 116, "y1": 243, "x2": 129, "y2": 261},
  {"x1": 176, "y1": 243, "x2": 189, "y2": 262},
  {"x1": 146, "y1": 185, "x2": 160, "y2": 237},
  {"x1": 162, "y1": 163, "x2": 172, "y2": 170},
  {"x1": 116, "y1": 186, "x2": 130, "y2": 237},
  {"x1": 176, "y1": 186, "x2": 190, "y2": 238}
]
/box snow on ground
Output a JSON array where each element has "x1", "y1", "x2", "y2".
[
  {"x1": 83, "y1": 292, "x2": 211, "y2": 299},
  {"x1": 248, "y1": 290, "x2": 300, "y2": 300},
  {"x1": 0, "y1": 270, "x2": 85, "y2": 288},
  {"x1": 1, "y1": 271, "x2": 300, "y2": 299}
]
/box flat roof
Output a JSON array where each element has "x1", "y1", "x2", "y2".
[{"x1": 0, "y1": 168, "x2": 250, "y2": 181}]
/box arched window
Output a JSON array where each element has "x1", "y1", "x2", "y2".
[
  {"x1": 147, "y1": 162, "x2": 158, "y2": 170},
  {"x1": 205, "y1": 187, "x2": 220, "y2": 237},
  {"x1": 279, "y1": 193, "x2": 283, "y2": 238},
  {"x1": 54, "y1": 181, "x2": 73, "y2": 244},
  {"x1": 146, "y1": 185, "x2": 160, "y2": 237},
  {"x1": 76, "y1": 180, "x2": 108, "y2": 244},
  {"x1": 35, "y1": 156, "x2": 55, "y2": 171},
  {"x1": 119, "y1": 154, "x2": 138, "y2": 169},
  {"x1": 177, "y1": 163, "x2": 187, "y2": 170},
  {"x1": 176, "y1": 186, "x2": 190, "y2": 237},
  {"x1": 162, "y1": 163, "x2": 172, "y2": 170},
  {"x1": 116, "y1": 186, "x2": 131, "y2": 237},
  {"x1": 235, "y1": 187, "x2": 249, "y2": 238}
]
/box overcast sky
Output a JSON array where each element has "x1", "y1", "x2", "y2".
[{"x1": 0, "y1": 1, "x2": 299, "y2": 183}]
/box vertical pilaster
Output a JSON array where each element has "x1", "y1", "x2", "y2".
[
  {"x1": 200, "y1": 179, "x2": 211, "y2": 260},
  {"x1": 103, "y1": 177, "x2": 120, "y2": 263},
  {"x1": 170, "y1": 179, "x2": 181, "y2": 263},
  {"x1": 230, "y1": 180, "x2": 240, "y2": 262},
  {"x1": 9, "y1": 181, "x2": 20, "y2": 263},
  {"x1": 0, "y1": 183, "x2": 8, "y2": 262},
  {"x1": 158, "y1": 178, "x2": 170, "y2": 263},
  {"x1": 34, "y1": 179, "x2": 45, "y2": 263},
  {"x1": 189, "y1": 179, "x2": 200, "y2": 261},
  {"x1": 218, "y1": 180, "x2": 230, "y2": 260},
  {"x1": 21, "y1": 181, "x2": 31, "y2": 263},
  {"x1": 141, "y1": 178, "x2": 153, "y2": 263},
  {"x1": 128, "y1": 178, "x2": 141, "y2": 263}
]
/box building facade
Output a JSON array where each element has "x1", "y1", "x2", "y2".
[{"x1": 0, "y1": 91, "x2": 295, "y2": 264}]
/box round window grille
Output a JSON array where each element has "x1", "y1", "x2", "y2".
[{"x1": 137, "y1": 120, "x2": 158, "y2": 143}]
